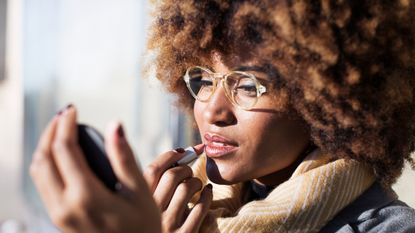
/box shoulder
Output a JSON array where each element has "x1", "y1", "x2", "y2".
[
  {"x1": 358, "y1": 200, "x2": 415, "y2": 233},
  {"x1": 320, "y1": 182, "x2": 415, "y2": 233}
]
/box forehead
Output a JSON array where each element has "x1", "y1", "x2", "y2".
[
  {"x1": 209, "y1": 51, "x2": 266, "y2": 72},
  {"x1": 204, "y1": 52, "x2": 277, "y2": 81}
]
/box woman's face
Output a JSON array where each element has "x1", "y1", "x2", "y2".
[{"x1": 194, "y1": 56, "x2": 311, "y2": 185}]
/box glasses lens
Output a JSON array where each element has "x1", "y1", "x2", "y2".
[
  {"x1": 187, "y1": 67, "x2": 214, "y2": 101},
  {"x1": 226, "y1": 73, "x2": 258, "y2": 109}
]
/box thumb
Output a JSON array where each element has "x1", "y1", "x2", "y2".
[{"x1": 105, "y1": 121, "x2": 146, "y2": 194}]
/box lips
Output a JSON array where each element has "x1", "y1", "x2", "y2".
[{"x1": 204, "y1": 133, "x2": 238, "y2": 158}]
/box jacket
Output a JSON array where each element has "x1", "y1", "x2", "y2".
[{"x1": 247, "y1": 181, "x2": 415, "y2": 232}]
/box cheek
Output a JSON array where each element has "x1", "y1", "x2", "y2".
[
  {"x1": 241, "y1": 116, "x2": 282, "y2": 160},
  {"x1": 239, "y1": 114, "x2": 307, "y2": 174},
  {"x1": 193, "y1": 101, "x2": 203, "y2": 128},
  {"x1": 239, "y1": 113, "x2": 282, "y2": 147}
]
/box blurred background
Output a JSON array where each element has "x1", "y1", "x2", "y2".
[
  {"x1": 0, "y1": 0, "x2": 414, "y2": 232},
  {"x1": 0, "y1": 0, "x2": 195, "y2": 232}
]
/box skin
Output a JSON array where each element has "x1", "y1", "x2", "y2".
[
  {"x1": 30, "y1": 56, "x2": 312, "y2": 233},
  {"x1": 144, "y1": 143, "x2": 212, "y2": 233},
  {"x1": 194, "y1": 55, "x2": 311, "y2": 186},
  {"x1": 30, "y1": 106, "x2": 212, "y2": 233}
]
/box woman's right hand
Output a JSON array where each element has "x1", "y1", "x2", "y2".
[
  {"x1": 30, "y1": 105, "x2": 162, "y2": 233},
  {"x1": 144, "y1": 146, "x2": 212, "y2": 233}
]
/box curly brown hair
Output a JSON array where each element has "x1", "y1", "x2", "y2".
[{"x1": 146, "y1": 0, "x2": 415, "y2": 186}]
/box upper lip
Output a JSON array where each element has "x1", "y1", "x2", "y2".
[{"x1": 204, "y1": 133, "x2": 238, "y2": 146}]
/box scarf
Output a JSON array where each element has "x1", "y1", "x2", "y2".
[{"x1": 190, "y1": 148, "x2": 375, "y2": 233}]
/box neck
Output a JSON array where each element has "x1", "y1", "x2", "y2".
[{"x1": 254, "y1": 143, "x2": 317, "y2": 187}]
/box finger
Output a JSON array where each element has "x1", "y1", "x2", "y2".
[
  {"x1": 52, "y1": 105, "x2": 94, "y2": 186},
  {"x1": 144, "y1": 144, "x2": 204, "y2": 193},
  {"x1": 192, "y1": 144, "x2": 205, "y2": 155},
  {"x1": 144, "y1": 150, "x2": 185, "y2": 193},
  {"x1": 165, "y1": 177, "x2": 202, "y2": 225},
  {"x1": 182, "y1": 184, "x2": 213, "y2": 233},
  {"x1": 36, "y1": 115, "x2": 60, "y2": 158},
  {"x1": 153, "y1": 165, "x2": 193, "y2": 210},
  {"x1": 105, "y1": 121, "x2": 147, "y2": 193},
  {"x1": 30, "y1": 116, "x2": 64, "y2": 205}
]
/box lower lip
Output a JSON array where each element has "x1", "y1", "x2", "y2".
[{"x1": 205, "y1": 144, "x2": 238, "y2": 158}]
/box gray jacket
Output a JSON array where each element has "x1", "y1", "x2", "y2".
[
  {"x1": 248, "y1": 181, "x2": 415, "y2": 233},
  {"x1": 320, "y1": 182, "x2": 415, "y2": 233}
]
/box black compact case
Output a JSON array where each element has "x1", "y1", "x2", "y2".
[{"x1": 77, "y1": 124, "x2": 118, "y2": 191}]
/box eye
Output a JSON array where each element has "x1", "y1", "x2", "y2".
[
  {"x1": 234, "y1": 77, "x2": 257, "y2": 97},
  {"x1": 200, "y1": 78, "x2": 213, "y2": 87},
  {"x1": 194, "y1": 77, "x2": 214, "y2": 94},
  {"x1": 236, "y1": 84, "x2": 257, "y2": 97},
  {"x1": 185, "y1": 67, "x2": 216, "y2": 101}
]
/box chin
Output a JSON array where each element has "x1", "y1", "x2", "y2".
[{"x1": 206, "y1": 157, "x2": 245, "y2": 185}]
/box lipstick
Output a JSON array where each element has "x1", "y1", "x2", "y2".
[
  {"x1": 204, "y1": 133, "x2": 238, "y2": 158},
  {"x1": 175, "y1": 147, "x2": 199, "y2": 166}
]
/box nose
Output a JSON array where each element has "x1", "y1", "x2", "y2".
[{"x1": 202, "y1": 82, "x2": 237, "y2": 126}]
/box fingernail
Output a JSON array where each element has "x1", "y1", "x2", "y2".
[
  {"x1": 117, "y1": 124, "x2": 125, "y2": 138},
  {"x1": 174, "y1": 147, "x2": 185, "y2": 153},
  {"x1": 59, "y1": 104, "x2": 74, "y2": 116},
  {"x1": 56, "y1": 104, "x2": 72, "y2": 116},
  {"x1": 206, "y1": 183, "x2": 212, "y2": 189}
]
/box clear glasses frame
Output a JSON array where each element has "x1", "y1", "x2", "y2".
[{"x1": 183, "y1": 66, "x2": 267, "y2": 110}]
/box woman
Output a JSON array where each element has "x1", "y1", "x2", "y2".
[{"x1": 30, "y1": 1, "x2": 415, "y2": 232}]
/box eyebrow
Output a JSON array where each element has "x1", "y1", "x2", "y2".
[
  {"x1": 232, "y1": 65, "x2": 268, "y2": 73},
  {"x1": 232, "y1": 65, "x2": 283, "y2": 81}
]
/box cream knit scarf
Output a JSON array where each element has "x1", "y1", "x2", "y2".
[{"x1": 190, "y1": 149, "x2": 375, "y2": 233}]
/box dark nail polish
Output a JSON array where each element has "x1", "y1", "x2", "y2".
[
  {"x1": 56, "y1": 104, "x2": 73, "y2": 116},
  {"x1": 206, "y1": 183, "x2": 213, "y2": 189},
  {"x1": 117, "y1": 124, "x2": 125, "y2": 138},
  {"x1": 174, "y1": 147, "x2": 185, "y2": 153}
]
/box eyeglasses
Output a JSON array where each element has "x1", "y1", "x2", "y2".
[{"x1": 183, "y1": 66, "x2": 267, "y2": 110}]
